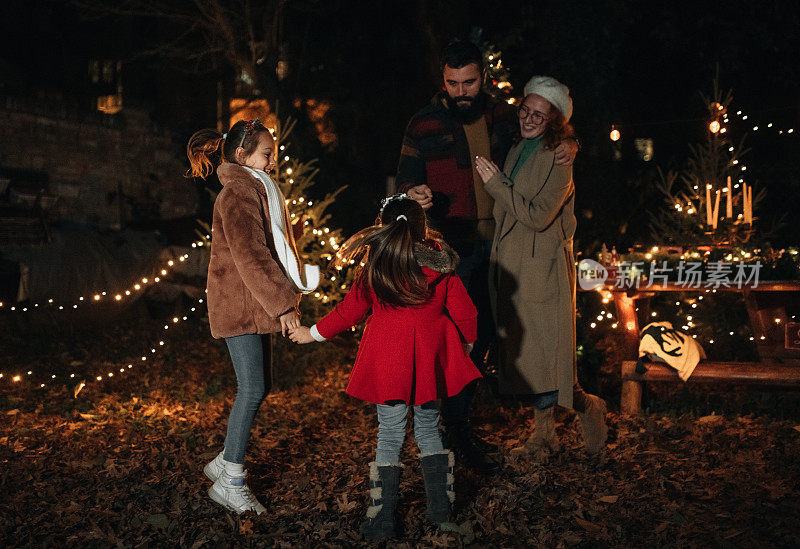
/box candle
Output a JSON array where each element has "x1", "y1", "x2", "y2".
[
  {"x1": 742, "y1": 183, "x2": 748, "y2": 224},
  {"x1": 726, "y1": 176, "x2": 733, "y2": 219},
  {"x1": 744, "y1": 184, "x2": 753, "y2": 224},
  {"x1": 712, "y1": 189, "x2": 721, "y2": 230},
  {"x1": 705, "y1": 184, "x2": 712, "y2": 226}
]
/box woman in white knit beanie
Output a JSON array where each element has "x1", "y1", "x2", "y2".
[{"x1": 475, "y1": 76, "x2": 607, "y2": 459}]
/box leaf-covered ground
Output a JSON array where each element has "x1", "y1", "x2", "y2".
[{"x1": 2, "y1": 304, "x2": 800, "y2": 547}]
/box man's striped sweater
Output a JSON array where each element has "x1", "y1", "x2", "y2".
[{"x1": 395, "y1": 92, "x2": 518, "y2": 251}]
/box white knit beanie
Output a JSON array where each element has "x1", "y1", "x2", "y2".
[{"x1": 523, "y1": 76, "x2": 573, "y2": 122}]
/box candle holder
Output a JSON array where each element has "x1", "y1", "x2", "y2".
[{"x1": 703, "y1": 216, "x2": 754, "y2": 247}]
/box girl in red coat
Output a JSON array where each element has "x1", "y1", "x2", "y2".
[{"x1": 289, "y1": 194, "x2": 481, "y2": 539}]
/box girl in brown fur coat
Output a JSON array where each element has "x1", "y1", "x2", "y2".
[{"x1": 187, "y1": 119, "x2": 315, "y2": 515}]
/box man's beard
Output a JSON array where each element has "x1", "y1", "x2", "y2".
[{"x1": 444, "y1": 91, "x2": 487, "y2": 124}]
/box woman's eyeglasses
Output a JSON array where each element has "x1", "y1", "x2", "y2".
[{"x1": 517, "y1": 106, "x2": 549, "y2": 124}]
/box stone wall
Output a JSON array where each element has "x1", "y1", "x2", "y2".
[{"x1": 0, "y1": 97, "x2": 197, "y2": 229}]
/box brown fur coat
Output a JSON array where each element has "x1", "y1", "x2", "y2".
[{"x1": 206, "y1": 163, "x2": 300, "y2": 339}]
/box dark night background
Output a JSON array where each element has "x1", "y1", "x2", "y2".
[{"x1": 2, "y1": 0, "x2": 799, "y2": 249}]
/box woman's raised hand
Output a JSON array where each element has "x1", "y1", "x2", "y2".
[
  {"x1": 288, "y1": 326, "x2": 315, "y2": 344},
  {"x1": 475, "y1": 156, "x2": 501, "y2": 184}
]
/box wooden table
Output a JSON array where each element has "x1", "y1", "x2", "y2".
[{"x1": 585, "y1": 281, "x2": 800, "y2": 414}]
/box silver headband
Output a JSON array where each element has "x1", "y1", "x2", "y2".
[{"x1": 379, "y1": 193, "x2": 409, "y2": 213}]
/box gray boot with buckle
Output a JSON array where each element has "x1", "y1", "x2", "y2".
[
  {"x1": 360, "y1": 462, "x2": 403, "y2": 540},
  {"x1": 420, "y1": 450, "x2": 455, "y2": 525}
]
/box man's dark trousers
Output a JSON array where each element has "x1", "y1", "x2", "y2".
[{"x1": 441, "y1": 238, "x2": 494, "y2": 428}]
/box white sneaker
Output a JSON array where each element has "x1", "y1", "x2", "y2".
[
  {"x1": 203, "y1": 451, "x2": 225, "y2": 482},
  {"x1": 209, "y1": 472, "x2": 266, "y2": 515}
]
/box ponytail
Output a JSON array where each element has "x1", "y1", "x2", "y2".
[
  {"x1": 186, "y1": 119, "x2": 271, "y2": 179},
  {"x1": 335, "y1": 197, "x2": 431, "y2": 308},
  {"x1": 186, "y1": 128, "x2": 224, "y2": 179}
]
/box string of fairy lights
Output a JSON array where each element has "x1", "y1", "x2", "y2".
[
  {"x1": 609, "y1": 105, "x2": 796, "y2": 142},
  {"x1": 0, "y1": 237, "x2": 206, "y2": 391},
  {"x1": 716, "y1": 107, "x2": 795, "y2": 136},
  {"x1": 0, "y1": 248, "x2": 197, "y2": 313},
  {"x1": 583, "y1": 243, "x2": 799, "y2": 348},
  {"x1": 0, "y1": 296, "x2": 204, "y2": 393},
  {"x1": 703, "y1": 103, "x2": 793, "y2": 216},
  {"x1": 585, "y1": 282, "x2": 797, "y2": 348}
]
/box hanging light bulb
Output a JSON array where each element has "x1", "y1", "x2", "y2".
[
  {"x1": 609, "y1": 126, "x2": 621, "y2": 141},
  {"x1": 709, "y1": 120, "x2": 721, "y2": 134}
]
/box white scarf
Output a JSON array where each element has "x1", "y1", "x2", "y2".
[{"x1": 242, "y1": 167, "x2": 320, "y2": 293}]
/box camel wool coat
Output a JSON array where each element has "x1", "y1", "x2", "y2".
[
  {"x1": 485, "y1": 140, "x2": 578, "y2": 408},
  {"x1": 206, "y1": 163, "x2": 300, "y2": 339}
]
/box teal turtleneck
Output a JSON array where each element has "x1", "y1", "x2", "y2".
[{"x1": 509, "y1": 136, "x2": 542, "y2": 182}]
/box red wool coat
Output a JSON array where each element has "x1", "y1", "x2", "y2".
[{"x1": 316, "y1": 241, "x2": 482, "y2": 405}]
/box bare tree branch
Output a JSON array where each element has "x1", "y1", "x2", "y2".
[{"x1": 73, "y1": 0, "x2": 282, "y2": 85}]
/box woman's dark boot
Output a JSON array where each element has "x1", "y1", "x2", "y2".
[
  {"x1": 420, "y1": 450, "x2": 455, "y2": 525},
  {"x1": 360, "y1": 462, "x2": 403, "y2": 540}
]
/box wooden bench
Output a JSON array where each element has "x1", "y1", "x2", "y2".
[{"x1": 621, "y1": 360, "x2": 800, "y2": 414}]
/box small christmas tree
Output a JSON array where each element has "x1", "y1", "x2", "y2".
[{"x1": 470, "y1": 27, "x2": 516, "y2": 104}]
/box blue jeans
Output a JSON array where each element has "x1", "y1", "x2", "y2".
[
  {"x1": 375, "y1": 401, "x2": 443, "y2": 464},
  {"x1": 222, "y1": 334, "x2": 270, "y2": 464},
  {"x1": 441, "y1": 239, "x2": 494, "y2": 427}
]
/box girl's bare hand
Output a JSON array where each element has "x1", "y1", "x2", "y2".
[{"x1": 288, "y1": 326, "x2": 314, "y2": 344}]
